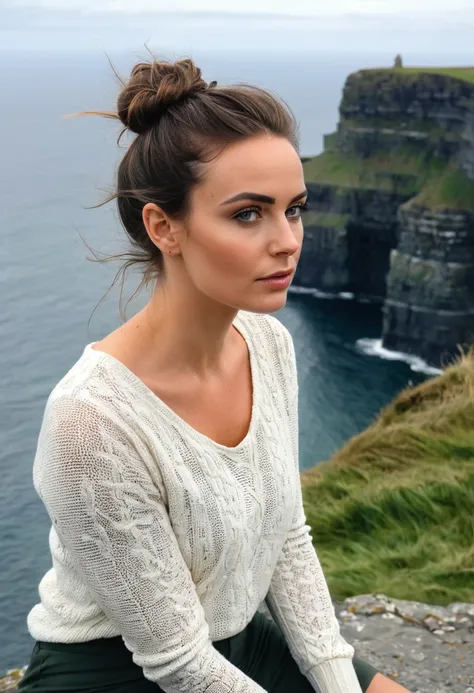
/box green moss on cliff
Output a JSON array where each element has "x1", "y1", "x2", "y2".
[
  {"x1": 340, "y1": 118, "x2": 464, "y2": 148},
  {"x1": 303, "y1": 146, "x2": 474, "y2": 211},
  {"x1": 301, "y1": 351, "x2": 474, "y2": 605},
  {"x1": 303, "y1": 211, "x2": 348, "y2": 230},
  {"x1": 413, "y1": 167, "x2": 474, "y2": 212},
  {"x1": 341, "y1": 117, "x2": 447, "y2": 134},
  {"x1": 303, "y1": 152, "x2": 361, "y2": 187},
  {"x1": 303, "y1": 149, "x2": 443, "y2": 195},
  {"x1": 381, "y1": 66, "x2": 474, "y2": 85},
  {"x1": 348, "y1": 67, "x2": 474, "y2": 89}
]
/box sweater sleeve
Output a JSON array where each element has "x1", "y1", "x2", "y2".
[
  {"x1": 265, "y1": 325, "x2": 363, "y2": 693},
  {"x1": 34, "y1": 394, "x2": 266, "y2": 693}
]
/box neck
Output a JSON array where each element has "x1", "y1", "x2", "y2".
[{"x1": 137, "y1": 282, "x2": 239, "y2": 378}]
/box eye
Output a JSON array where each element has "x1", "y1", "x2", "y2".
[
  {"x1": 233, "y1": 207, "x2": 261, "y2": 224},
  {"x1": 286, "y1": 201, "x2": 310, "y2": 220}
]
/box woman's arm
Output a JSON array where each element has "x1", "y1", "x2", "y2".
[
  {"x1": 35, "y1": 394, "x2": 266, "y2": 693},
  {"x1": 265, "y1": 322, "x2": 363, "y2": 693}
]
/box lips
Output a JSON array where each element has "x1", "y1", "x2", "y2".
[{"x1": 258, "y1": 270, "x2": 293, "y2": 281}]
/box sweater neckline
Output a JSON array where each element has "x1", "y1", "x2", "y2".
[{"x1": 84, "y1": 312, "x2": 258, "y2": 454}]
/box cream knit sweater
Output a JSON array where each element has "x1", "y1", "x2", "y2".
[{"x1": 27, "y1": 311, "x2": 362, "y2": 693}]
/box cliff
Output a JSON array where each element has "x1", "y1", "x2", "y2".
[
  {"x1": 301, "y1": 348, "x2": 474, "y2": 606},
  {"x1": 298, "y1": 67, "x2": 474, "y2": 366}
]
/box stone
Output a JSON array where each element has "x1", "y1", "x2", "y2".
[{"x1": 335, "y1": 594, "x2": 474, "y2": 693}]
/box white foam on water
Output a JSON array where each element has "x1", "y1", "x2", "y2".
[
  {"x1": 356, "y1": 338, "x2": 443, "y2": 376},
  {"x1": 289, "y1": 286, "x2": 355, "y2": 301},
  {"x1": 289, "y1": 286, "x2": 443, "y2": 376}
]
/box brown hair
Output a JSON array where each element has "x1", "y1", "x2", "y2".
[{"x1": 82, "y1": 55, "x2": 299, "y2": 308}]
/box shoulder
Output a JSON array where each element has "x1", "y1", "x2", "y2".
[
  {"x1": 42, "y1": 346, "x2": 139, "y2": 444},
  {"x1": 236, "y1": 311, "x2": 295, "y2": 360},
  {"x1": 34, "y1": 351, "x2": 153, "y2": 495},
  {"x1": 48, "y1": 344, "x2": 107, "y2": 399}
]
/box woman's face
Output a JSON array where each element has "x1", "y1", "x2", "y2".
[{"x1": 174, "y1": 134, "x2": 306, "y2": 315}]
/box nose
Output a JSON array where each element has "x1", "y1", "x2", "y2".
[{"x1": 268, "y1": 216, "x2": 302, "y2": 257}]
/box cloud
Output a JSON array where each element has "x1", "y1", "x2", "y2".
[
  {"x1": 1, "y1": 0, "x2": 473, "y2": 53},
  {"x1": 4, "y1": 0, "x2": 474, "y2": 16}
]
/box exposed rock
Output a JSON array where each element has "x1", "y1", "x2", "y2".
[
  {"x1": 296, "y1": 214, "x2": 349, "y2": 292},
  {"x1": 337, "y1": 594, "x2": 474, "y2": 693},
  {"x1": 0, "y1": 668, "x2": 26, "y2": 693},
  {"x1": 461, "y1": 110, "x2": 474, "y2": 179},
  {"x1": 339, "y1": 71, "x2": 473, "y2": 132},
  {"x1": 304, "y1": 184, "x2": 408, "y2": 298},
  {"x1": 383, "y1": 204, "x2": 474, "y2": 364}
]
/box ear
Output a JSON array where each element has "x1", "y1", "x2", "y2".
[{"x1": 142, "y1": 202, "x2": 182, "y2": 256}]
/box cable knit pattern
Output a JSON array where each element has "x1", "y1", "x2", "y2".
[{"x1": 27, "y1": 311, "x2": 361, "y2": 693}]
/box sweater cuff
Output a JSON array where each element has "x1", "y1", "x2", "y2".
[{"x1": 307, "y1": 657, "x2": 364, "y2": 693}]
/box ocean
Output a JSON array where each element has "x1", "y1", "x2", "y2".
[{"x1": 0, "y1": 47, "x2": 450, "y2": 672}]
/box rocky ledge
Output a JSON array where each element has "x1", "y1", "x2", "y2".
[
  {"x1": 2, "y1": 594, "x2": 472, "y2": 693},
  {"x1": 337, "y1": 594, "x2": 474, "y2": 693}
]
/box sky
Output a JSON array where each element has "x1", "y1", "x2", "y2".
[
  {"x1": 4, "y1": 0, "x2": 474, "y2": 14},
  {"x1": 1, "y1": 0, "x2": 473, "y2": 54}
]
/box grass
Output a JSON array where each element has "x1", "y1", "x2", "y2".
[
  {"x1": 413, "y1": 166, "x2": 474, "y2": 212},
  {"x1": 303, "y1": 211, "x2": 348, "y2": 230},
  {"x1": 303, "y1": 152, "x2": 365, "y2": 187},
  {"x1": 379, "y1": 66, "x2": 474, "y2": 86},
  {"x1": 303, "y1": 150, "x2": 443, "y2": 194},
  {"x1": 301, "y1": 351, "x2": 474, "y2": 605},
  {"x1": 304, "y1": 149, "x2": 474, "y2": 211}
]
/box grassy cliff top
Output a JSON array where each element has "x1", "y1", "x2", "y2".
[
  {"x1": 303, "y1": 149, "x2": 442, "y2": 194},
  {"x1": 370, "y1": 66, "x2": 474, "y2": 85},
  {"x1": 303, "y1": 150, "x2": 474, "y2": 211},
  {"x1": 411, "y1": 166, "x2": 474, "y2": 212},
  {"x1": 301, "y1": 351, "x2": 474, "y2": 606},
  {"x1": 303, "y1": 211, "x2": 348, "y2": 229}
]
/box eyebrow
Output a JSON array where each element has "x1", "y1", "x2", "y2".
[{"x1": 221, "y1": 190, "x2": 308, "y2": 206}]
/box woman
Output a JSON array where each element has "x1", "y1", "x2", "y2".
[{"x1": 20, "y1": 57, "x2": 410, "y2": 693}]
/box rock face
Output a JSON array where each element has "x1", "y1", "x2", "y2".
[
  {"x1": 298, "y1": 68, "x2": 474, "y2": 367},
  {"x1": 383, "y1": 205, "x2": 474, "y2": 364},
  {"x1": 460, "y1": 110, "x2": 474, "y2": 178}
]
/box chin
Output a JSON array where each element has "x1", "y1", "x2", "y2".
[{"x1": 234, "y1": 291, "x2": 289, "y2": 315}]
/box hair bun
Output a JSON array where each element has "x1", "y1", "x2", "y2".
[{"x1": 117, "y1": 58, "x2": 210, "y2": 135}]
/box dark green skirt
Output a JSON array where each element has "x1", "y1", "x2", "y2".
[{"x1": 19, "y1": 611, "x2": 378, "y2": 692}]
